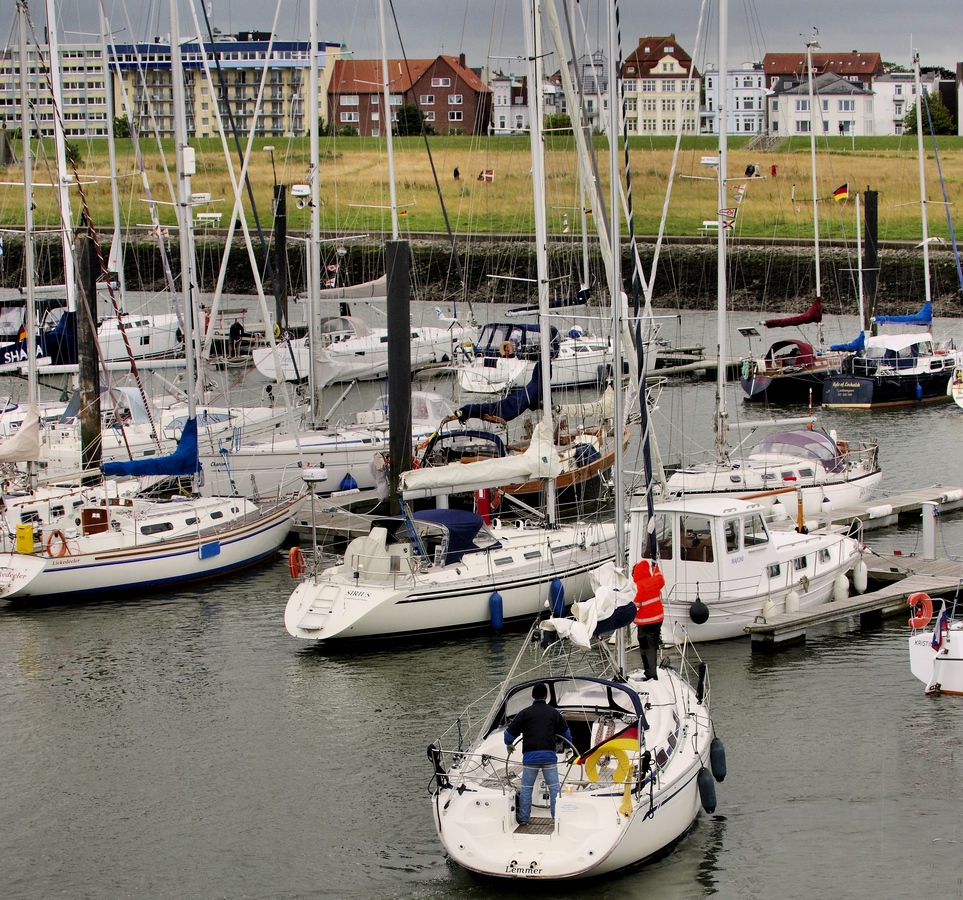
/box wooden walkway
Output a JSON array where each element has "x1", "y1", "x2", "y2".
[
  {"x1": 746, "y1": 554, "x2": 963, "y2": 652},
  {"x1": 828, "y1": 485, "x2": 963, "y2": 531}
]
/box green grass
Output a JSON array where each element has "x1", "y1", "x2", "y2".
[{"x1": 3, "y1": 133, "x2": 962, "y2": 242}]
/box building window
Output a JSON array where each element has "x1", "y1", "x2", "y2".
[
  {"x1": 772, "y1": 100, "x2": 779, "y2": 111},
  {"x1": 340, "y1": 95, "x2": 359, "y2": 106},
  {"x1": 424, "y1": 111, "x2": 435, "y2": 121},
  {"x1": 448, "y1": 110, "x2": 463, "y2": 121},
  {"x1": 895, "y1": 85, "x2": 903, "y2": 96},
  {"x1": 340, "y1": 111, "x2": 359, "y2": 122},
  {"x1": 795, "y1": 99, "x2": 809, "y2": 112},
  {"x1": 641, "y1": 79, "x2": 656, "y2": 92},
  {"x1": 431, "y1": 77, "x2": 451, "y2": 87},
  {"x1": 419, "y1": 94, "x2": 434, "y2": 105},
  {"x1": 371, "y1": 112, "x2": 379, "y2": 121},
  {"x1": 661, "y1": 98, "x2": 676, "y2": 112},
  {"x1": 389, "y1": 94, "x2": 402, "y2": 106},
  {"x1": 839, "y1": 99, "x2": 855, "y2": 112},
  {"x1": 448, "y1": 94, "x2": 462, "y2": 105},
  {"x1": 795, "y1": 119, "x2": 811, "y2": 133}
]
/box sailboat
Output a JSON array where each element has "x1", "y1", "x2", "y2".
[
  {"x1": 822, "y1": 54, "x2": 961, "y2": 410},
  {"x1": 661, "y1": 36, "x2": 881, "y2": 517},
  {"x1": 282, "y1": 0, "x2": 618, "y2": 645},
  {"x1": 739, "y1": 39, "x2": 849, "y2": 404},
  {"x1": 427, "y1": 1, "x2": 721, "y2": 878},
  {"x1": 0, "y1": 0, "x2": 300, "y2": 604},
  {"x1": 908, "y1": 595, "x2": 963, "y2": 695}
]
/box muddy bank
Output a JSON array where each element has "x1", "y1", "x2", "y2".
[{"x1": 3, "y1": 234, "x2": 960, "y2": 317}]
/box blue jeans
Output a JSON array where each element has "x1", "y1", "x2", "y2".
[{"x1": 518, "y1": 759, "x2": 560, "y2": 822}]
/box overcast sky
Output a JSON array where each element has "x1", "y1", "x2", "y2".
[{"x1": 4, "y1": 1, "x2": 960, "y2": 74}]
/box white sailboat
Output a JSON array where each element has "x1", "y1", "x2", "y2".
[
  {"x1": 282, "y1": 0, "x2": 618, "y2": 644},
  {"x1": 428, "y1": 2, "x2": 721, "y2": 878}
]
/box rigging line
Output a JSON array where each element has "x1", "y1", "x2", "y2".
[
  {"x1": 387, "y1": 0, "x2": 470, "y2": 320},
  {"x1": 612, "y1": 0, "x2": 654, "y2": 560},
  {"x1": 24, "y1": 7, "x2": 160, "y2": 455},
  {"x1": 198, "y1": 2, "x2": 284, "y2": 329},
  {"x1": 922, "y1": 91, "x2": 963, "y2": 294}
]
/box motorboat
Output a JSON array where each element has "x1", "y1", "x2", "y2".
[
  {"x1": 427, "y1": 565, "x2": 723, "y2": 879},
  {"x1": 632, "y1": 494, "x2": 863, "y2": 642},
  {"x1": 908, "y1": 595, "x2": 962, "y2": 695}
]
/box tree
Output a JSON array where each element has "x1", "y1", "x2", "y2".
[
  {"x1": 902, "y1": 90, "x2": 955, "y2": 136},
  {"x1": 395, "y1": 104, "x2": 433, "y2": 137},
  {"x1": 318, "y1": 116, "x2": 332, "y2": 137},
  {"x1": 544, "y1": 113, "x2": 573, "y2": 134},
  {"x1": 64, "y1": 139, "x2": 82, "y2": 167},
  {"x1": 336, "y1": 125, "x2": 358, "y2": 137},
  {"x1": 113, "y1": 115, "x2": 131, "y2": 138}
]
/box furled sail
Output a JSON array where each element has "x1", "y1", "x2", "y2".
[
  {"x1": 872, "y1": 300, "x2": 932, "y2": 326},
  {"x1": 0, "y1": 405, "x2": 40, "y2": 462},
  {"x1": 764, "y1": 297, "x2": 822, "y2": 328},
  {"x1": 102, "y1": 416, "x2": 199, "y2": 478}
]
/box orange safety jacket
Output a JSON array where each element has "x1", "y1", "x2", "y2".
[{"x1": 633, "y1": 559, "x2": 665, "y2": 625}]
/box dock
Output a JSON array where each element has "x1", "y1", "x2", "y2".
[
  {"x1": 746, "y1": 554, "x2": 963, "y2": 652},
  {"x1": 825, "y1": 485, "x2": 963, "y2": 531}
]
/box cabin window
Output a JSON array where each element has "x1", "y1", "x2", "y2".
[
  {"x1": 654, "y1": 513, "x2": 673, "y2": 560},
  {"x1": 680, "y1": 515, "x2": 713, "y2": 562},
  {"x1": 20, "y1": 510, "x2": 41, "y2": 524},
  {"x1": 185, "y1": 517, "x2": 198, "y2": 526},
  {"x1": 210, "y1": 511, "x2": 224, "y2": 520},
  {"x1": 793, "y1": 555, "x2": 808, "y2": 571},
  {"x1": 51, "y1": 505, "x2": 65, "y2": 517},
  {"x1": 818, "y1": 548, "x2": 832, "y2": 563},
  {"x1": 523, "y1": 551, "x2": 542, "y2": 560},
  {"x1": 141, "y1": 522, "x2": 174, "y2": 535},
  {"x1": 767, "y1": 563, "x2": 781, "y2": 577},
  {"x1": 744, "y1": 514, "x2": 769, "y2": 547},
  {"x1": 799, "y1": 467, "x2": 814, "y2": 478},
  {"x1": 494, "y1": 556, "x2": 514, "y2": 567},
  {"x1": 723, "y1": 517, "x2": 741, "y2": 553}
]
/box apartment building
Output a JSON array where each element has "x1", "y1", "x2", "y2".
[{"x1": 619, "y1": 36, "x2": 700, "y2": 136}]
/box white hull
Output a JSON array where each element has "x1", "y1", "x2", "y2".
[
  {"x1": 909, "y1": 620, "x2": 963, "y2": 694},
  {"x1": 432, "y1": 667, "x2": 715, "y2": 879},
  {"x1": 97, "y1": 313, "x2": 182, "y2": 360},
  {"x1": 285, "y1": 518, "x2": 618, "y2": 641},
  {"x1": 458, "y1": 343, "x2": 611, "y2": 394},
  {"x1": 0, "y1": 495, "x2": 299, "y2": 601}
]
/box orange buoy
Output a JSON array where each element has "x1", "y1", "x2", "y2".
[
  {"x1": 288, "y1": 546, "x2": 306, "y2": 579},
  {"x1": 907, "y1": 592, "x2": 933, "y2": 629},
  {"x1": 45, "y1": 530, "x2": 70, "y2": 558}
]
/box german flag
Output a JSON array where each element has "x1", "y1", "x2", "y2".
[
  {"x1": 17, "y1": 324, "x2": 26, "y2": 343},
  {"x1": 833, "y1": 183, "x2": 850, "y2": 202}
]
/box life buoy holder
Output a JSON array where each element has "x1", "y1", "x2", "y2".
[
  {"x1": 288, "y1": 546, "x2": 306, "y2": 579},
  {"x1": 45, "y1": 530, "x2": 70, "y2": 558},
  {"x1": 499, "y1": 340, "x2": 515, "y2": 358},
  {"x1": 908, "y1": 592, "x2": 933, "y2": 629}
]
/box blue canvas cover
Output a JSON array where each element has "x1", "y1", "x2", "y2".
[
  {"x1": 102, "y1": 416, "x2": 199, "y2": 478},
  {"x1": 872, "y1": 301, "x2": 932, "y2": 326},
  {"x1": 412, "y1": 508, "x2": 484, "y2": 564},
  {"x1": 829, "y1": 332, "x2": 866, "y2": 353},
  {"x1": 456, "y1": 362, "x2": 543, "y2": 423}
]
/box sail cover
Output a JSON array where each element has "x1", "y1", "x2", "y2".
[
  {"x1": 764, "y1": 297, "x2": 822, "y2": 328},
  {"x1": 456, "y1": 362, "x2": 543, "y2": 423},
  {"x1": 102, "y1": 416, "x2": 199, "y2": 478},
  {"x1": 0, "y1": 405, "x2": 40, "y2": 462},
  {"x1": 829, "y1": 332, "x2": 866, "y2": 353},
  {"x1": 872, "y1": 300, "x2": 932, "y2": 326}
]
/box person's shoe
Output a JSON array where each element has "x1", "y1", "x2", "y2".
[{"x1": 516, "y1": 816, "x2": 529, "y2": 825}]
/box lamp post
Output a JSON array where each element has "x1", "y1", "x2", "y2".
[{"x1": 264, "y1": 144, "x2": 277, "y2": 186}]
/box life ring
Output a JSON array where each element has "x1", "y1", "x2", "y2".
[
  {"x1": 837, "y1": 440, "x2": 848, "y2": 454},
  {"x1": 908, "y1": 592, "x2": 933, "y2": 629},
  {"x1": 582, "y1": 738, "x2": 638, "y2": 784},
  {"x1": 499, "y1": 340, "x2": 515, "y2": 358},
  {"x1": 274, "y1": 323, "x2": 282, "y2": 340},
  {"x1": 45, "y1": 530, "x2": 70, "y2": 558},
  {"x1": 288, "y1": 546, "x2": 306, "y2": 579}
]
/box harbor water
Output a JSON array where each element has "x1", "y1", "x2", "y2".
[{"x1": 2, "y1": 306, "x2": 963, "y2": 898}]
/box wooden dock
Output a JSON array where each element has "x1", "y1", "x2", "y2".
[{"x1": 746, "y1": 554, "x2": 963, "y2": 652}]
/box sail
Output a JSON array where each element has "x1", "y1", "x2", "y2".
[
  {"x1": 829, "y1": 332, "x2": 866, "y2": 353},
  {"x1": 456, "y1": 362, "x2": 543, "y2": 423},
  {"x1": 872, "y1": 301, "x2": 932, "y2": 326},
  {"x1": 400, "y1": 420, "x2": 560, "y2": 495},
  {"x1": 102, "y1": 416, "x2": 199, "y2": 478},
  {"x1": 0, "y1": 405, "x2": 40, "y2": 462},
  {"x1": 764, "y1": 297, "x2": 823, "y2": 328}
]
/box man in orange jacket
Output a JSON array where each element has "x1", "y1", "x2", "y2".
[{"x1": 632, "y1": 559, "x2": 665, "y2": 680}]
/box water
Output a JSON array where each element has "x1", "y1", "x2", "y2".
[{"x1": 3, "y1": 308, "x2": 963, "y2": 898}]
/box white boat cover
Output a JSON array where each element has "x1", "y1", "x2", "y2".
[
  {"x1": 400, "y1": 420, "x2": 561, "y2": 493},
  {"x1": 0, "y1": 405, "x2": 40, "y2": 462},
  {"x1": 542, "y1": 560, "x2": 635, "y2": 648}
]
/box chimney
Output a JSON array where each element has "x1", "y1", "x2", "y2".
[{"x1": 459, "y1": 52, "x2": 466, "y2": 69}]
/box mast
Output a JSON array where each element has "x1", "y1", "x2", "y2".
[
  {"x1": 17, "y1": 0, "x2": 38, "y2": 488},
  {"x1": 713, "y1": 0, "x2": 729, "y2": 459},
  {"x1": 307, "y1": 0, "x2": 321, "y2": 419},
  {"x1": 913, "y1": 50, "x2": 932, "y2": 306},
  {"x1": 169, "y1": 0, "x2": 198, "y2": 421},
  {"x1": 524, "y1": 0, "x2": 557, "y2": 525},
  {"x1": 378, "y1": 0, "x2": 400, "y2": 239},
  {"x1": 43, "y1": 0, "x2": 77, "y2": 312},
  {"x1": 99, "y1": 3, "x2": 126, "y2": 305},
  {"x1": 806, "y1": 33, "x2": 822, "y2": 300}
]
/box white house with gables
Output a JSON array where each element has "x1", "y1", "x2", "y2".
[
  {"x1": 619, "y1": 36, "x2": 699, "y2": 136},
  {"x1": 702, "y1": 62, "x2": 767, "y2": 135},
  {"x1": 767, "y1": 71, "x2": 874, "y2": 137}
]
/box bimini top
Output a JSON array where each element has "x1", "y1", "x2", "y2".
[
  {"x1": 751, "y1": 428, "x2": 842, "y2": 472},
  {"x1": 371, "y1": 508, "x2": 488, "y2": 565}
]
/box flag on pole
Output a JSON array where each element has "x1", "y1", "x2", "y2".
[
  {"x1": 932, "y1": 601, "x2": 949, "y2": 650},
  {"x1": 834, "y1": 183, "x2": 850, "y2": 202}
]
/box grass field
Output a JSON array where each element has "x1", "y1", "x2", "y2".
[{"x1": 2, "y1": 132, "x2": 962, "y2": 243}]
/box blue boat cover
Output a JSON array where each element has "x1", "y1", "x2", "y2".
[
  {"x1": 872, "y1": 301, "x2": 932, "y2": 326},
  {"x1": 103, "y1": 416, "x2": 199, "y2": 478},
  {"x1": 829, "y1": 332, "x2": 866, "y2": 352},
  {"x1": 456, "y1": 362, "x2": 543, "y2": 423},
  {"x1": 412, "y1": 508, "x2": 484, "y2": 564}
]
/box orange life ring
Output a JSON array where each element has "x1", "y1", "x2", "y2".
[
  {"x1": 45, "y1": 530, "x2": 70, "y2": 558},
  {"x1": 908, "y1": 592, "x2": 933, "y2": 629},
  {"x1": 499, "y1": 340, "x2": 515, "y2": 358},
  {"x1": 837, "y1": 440, "x2": 848, "y2": 454},
  {"x1": 288, "y1": 546, "x2": 306, "y2": 579}
]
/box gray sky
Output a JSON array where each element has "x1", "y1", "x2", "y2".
[{"x1": 4, "y1": 1, "x2": 960, "y2": 73}]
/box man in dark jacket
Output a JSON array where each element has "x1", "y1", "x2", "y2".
[{"x1": 503, "y1": 683, "x2": 572, "y2": 823}]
